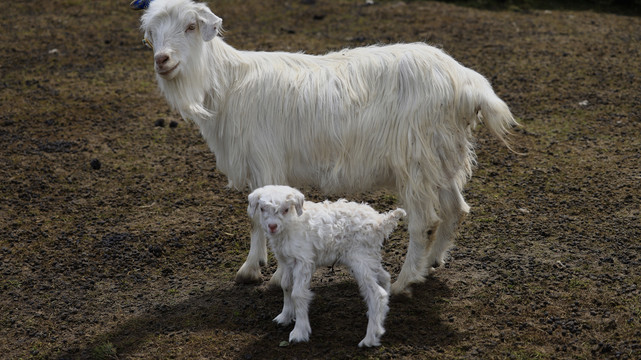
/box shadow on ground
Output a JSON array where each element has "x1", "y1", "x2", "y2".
[{"x1": 61, "y1": 277, "x2": 456, "y2": 359}]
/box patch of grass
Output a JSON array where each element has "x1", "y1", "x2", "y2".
[
  {"x1": 506, "y1": 348, "x2": 549, "y2": 360},
  {"x1": 568, "y1": 278, "x2": 590, "y2": 290},
  {"x1": 2, "y1": 279, "x2": 23, "y2": 289},
  {"x1": 91, "y1": 342, "x2": 118, "y2": 360}
]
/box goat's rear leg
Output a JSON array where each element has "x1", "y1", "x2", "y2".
[
  {"x1": 391, "y1": 184, "x2": 469, "y2": 296},
  {"x1": 235, "y1": 223, "x2": 267, "y2": 284},
  {"x1": 349, "y1": 258, "x2": 390, "y2": 347},
  {"x1": 391, "y1": 213, "x2": 439, "y2": 296},
  {"x1": 425, "y1": 184, "x2": 469, "y2": 272}
]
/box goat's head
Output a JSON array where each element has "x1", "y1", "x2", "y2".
[
  {"x1": 248, "y1": 186, "x2": 305, "y2": 236},
  {"x1": 139, "y1": 0, "x2": 222, "y2": 80}
]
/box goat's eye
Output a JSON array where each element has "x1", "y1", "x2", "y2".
[
  {"x1": 260, "y1": 207, "x2": 265, "y2": 213},
  {"x1": 186, "y1": 23, "x2": 196, "y2": 32},
  {"x1": 282, "y1": 208, "x2": 289, "y2": 215}
]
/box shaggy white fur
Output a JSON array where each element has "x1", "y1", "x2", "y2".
[
  {"x1": 139, "y1": 0, "x2": 518, "y2": 295},
  {"x1": 248, "y1": 185, "x2": 405, "y2": 347}
]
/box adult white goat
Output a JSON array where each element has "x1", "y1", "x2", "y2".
[{"x1": 138, "y1": 0, "x2": 518, "y2": 295}]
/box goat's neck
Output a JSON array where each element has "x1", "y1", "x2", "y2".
[
  {"x1": 158, "y1": 37, "x2": 240, "y2": 126},
  {"x1": 204, "y1": 38, "x2": 242, "y2": 97}
]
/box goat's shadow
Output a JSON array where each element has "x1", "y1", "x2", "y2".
[{"x1": 61, "y1": 275, "x2": 457, "y2": 359}]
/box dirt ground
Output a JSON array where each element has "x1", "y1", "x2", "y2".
[{"x1": 1, "y1": 0, "x2": 640, "y2": 359}]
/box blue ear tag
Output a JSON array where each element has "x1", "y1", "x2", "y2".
[
  {"x1": 142, "y1": 38, "x2": 154, "y2": 50},
  {"x1": 130, "y1": 0, "x2": 152, "y2": 10}
]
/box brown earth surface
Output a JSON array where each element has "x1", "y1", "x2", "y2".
[{"x1": 1, "y1": 0, "x2": 640, "y2": 359}]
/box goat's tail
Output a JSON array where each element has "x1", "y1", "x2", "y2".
[
  {"x1": 464, "y1": 71, "x2": 520, "y2": 152},
  {"x1": 381, "y1": 208, "x2": 407, "y2": 238}
]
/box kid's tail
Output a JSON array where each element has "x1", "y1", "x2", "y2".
[{"x1": 381, "y1": 208, "x2": 407, "y2": 237}]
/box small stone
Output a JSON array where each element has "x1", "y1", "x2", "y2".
[
  {"x1": 279, "y1": 341, "x2": 289, "y2": 347},
  {"x1": 155, "y1": 118, "x2": 165, "y2": 127},
  {"x1": 149, "y1": 245, "x2": 163, "y2": 257},
  {"x1": 90, "y1": 158, "x2": 101, "y2": 170},
  {"x1": 169, "y1": 120, "x2": 178, "y2": 128}
]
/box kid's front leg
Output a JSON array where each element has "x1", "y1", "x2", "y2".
[
  {"x1": 288, "y1": 261, "x2": 315, "y2": 343},
  {"x1": 274, "y1": 265, "x2": 295, "y2": 325}
]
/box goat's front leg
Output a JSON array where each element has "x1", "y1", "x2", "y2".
[
  {"x1": 274, "y1": 265, "x2": 295, "y2": 325},
  {"x1": 235, "y1": 222, "x2": 267, "y2": 284},
  {"x1": 288, "y1": 261, "x2": 314, "y2": 344}
]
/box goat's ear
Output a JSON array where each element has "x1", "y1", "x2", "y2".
[
  {"x1": 247, "y1": 189, "x2": 261, "y2": 218},
  {"x1": 196, "y1": 5, "x2": 222, "y2": 42},
  {"x1": 290, "y1": 190, "x2": 305, "y2": 216}
]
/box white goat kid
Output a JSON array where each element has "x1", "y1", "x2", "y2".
[
  {"x1": 248, "y1": 185, "x2": 405, "y2": 347},
  {"x1": 139, "y1": 0, "x2": 518, "y2": 296}
]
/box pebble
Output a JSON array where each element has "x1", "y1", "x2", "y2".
[{"x1": 90, "y1": 158, "x2": 101, "y2": 170}]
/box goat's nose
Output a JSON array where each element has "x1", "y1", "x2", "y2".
[
  {"x1": 268, "y1": 224, "x2": 278, "y2": 232},
  {"x1": 155, "y1": 53, "x2": 170, "y2": 66}
]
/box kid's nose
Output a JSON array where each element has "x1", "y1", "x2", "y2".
[{"x1": 268, "y1": 224, "x2": 278, "y2": 233}]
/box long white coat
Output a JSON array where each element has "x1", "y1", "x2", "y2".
[{"x1": 140, "y1": 0, "x2": 518, "y2": 295}]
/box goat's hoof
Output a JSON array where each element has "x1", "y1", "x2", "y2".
[
  {"x1": 358, "y1": 337, "x2": 381, "y2": 348},
  {"x1": 235, "y1": 267, "x2": 263, "y2": 284},
  {"x1": 274, "y1": 313, "x2": 293, "y2": 326},
  {"x1": 390, "y1": 282, "x2": 413, "y2": 298},
  {"x1": 234, "y1": 273, "x2": 263, "y2": 284},
  {"x1": 266, "y1": 276, "x2": 283, "y2": 291},
  {"x1": 289, "y1": 328, "x2": 311, "y2": 344}
]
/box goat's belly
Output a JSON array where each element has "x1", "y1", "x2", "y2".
[
  {"x1": 287, "y1": 157, "x2": 396, "y2": 194},
  {"x1": 314, "y1": 251, "x2": 341, "y2": 267}
]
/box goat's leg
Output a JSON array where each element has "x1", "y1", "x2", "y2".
[
  {"x1": 288, "y1": 261, "x2": 314, "y2": 344},
  {"x1": 425, "y1": 183, "x2": 469, "y2": 271},
  {"x1": 375, "y1": 265, "x2": 391, "y2": 295},
  {"x1": 274, "y1": 265, "x2": 295, "y2": 325},
  {"x1": 391, "y1": 202, "x2": 440, "y2": 296},
  {"x1": 235, "y1": 222, "x2": 267, "y2": 284},
  {"x1": 350, "y1": 259, "x2": 390, "y2": 347},
  {"x1": 267, "y1": 264, "x2": 283, "y2": 289}
]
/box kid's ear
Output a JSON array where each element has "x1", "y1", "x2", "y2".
[
  {"x1": 196, "y1": 4, "x2": 222, "y2": 41},
  {"x1": 247, "y1": 189, "x2": 262, "y2": 218},
  {"x1": 291, "y1": 190, "x2": 304, "y2": 216}
]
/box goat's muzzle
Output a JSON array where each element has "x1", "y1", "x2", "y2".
[
  {"x1": 154, "y1": 53, "x2": 179, "y2": 78},
  {"x1": 155, "y1": 53, "x2": 169, "y2": 66}
]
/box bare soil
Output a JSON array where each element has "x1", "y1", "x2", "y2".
[{"x1": 1, "y1": 0, "x2": 640, "y2": 359}]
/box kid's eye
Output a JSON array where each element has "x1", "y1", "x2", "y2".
[
  {"x1": 260, "y1": 207, "x2": 265, "y2": 213},
  {"x1": 282, "y1": 208, "x2": 289, "y2": 215},
  {"x1": 186, "y1": 23, "x2": 196, "y2": 32}
]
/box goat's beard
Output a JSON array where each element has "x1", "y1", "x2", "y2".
[{"x1": 156, "y1": 44, "x2": 213, "y2": 122}]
